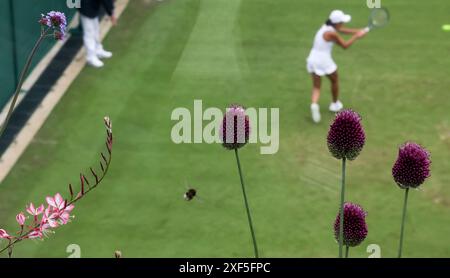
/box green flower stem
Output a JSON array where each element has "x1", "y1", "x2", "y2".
[
  {"x1": 0, "y1": 120, "x2": 112, "y2": 256},
  {"x1": 339, "y1": 157, "x2": 346, "y2": 258},
  {"x1": 345, "y1": 245, "x2": 349, "y2": 258},
  {"x1": 398, "y1": 187, "x2": 410, "y2": 258},
  {"x1": 0, "y1": 28, "x2": 49, "y2": 139},
  {"x1": 234, "y1": 148, "x2": 259, "y2": 258}
]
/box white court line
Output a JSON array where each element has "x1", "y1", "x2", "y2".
[
  {"x1": 298, "y1": 154, "x2": 341, "y2": 194},
  {"x1": 0, "y1": 0, "x2": 130, "y2": 183},
  {"x1": 300, "y1": 174, "x2": 338, "y2": 194},
  {"x1": 351, "y1": 74, "x2": 373, "y2": 102},
  {"x1": 352, "y1": 75, "x2": 362, "y2": 95}
]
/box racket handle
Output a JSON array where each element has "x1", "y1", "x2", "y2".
[{"x1": 363, "y1": 27, "x2": 371, "y2": 33}]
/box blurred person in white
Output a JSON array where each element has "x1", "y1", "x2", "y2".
[{"x1": 79, "y1": 0, "x2": 117, "y2": 68}]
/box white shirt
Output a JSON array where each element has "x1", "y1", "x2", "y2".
[
  {"x1": 309, "y1": 24, "x2": 335, "y2": 57},
  {"x1": 306, "y1": 25, "x2": 338, "y2": 76}
]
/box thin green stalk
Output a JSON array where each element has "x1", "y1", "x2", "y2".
[
  {"x1": 339, "y1": 157, "x2": 346, "y2": 258},
  {"x1": 234, "y1": 148, "x2": 259, "y2": 258},
  {"x1": 0, "y1": 29, "x2": 49, "y2": 138},
  {"x1": 345, "y1": 246, "x2": 349, "y2": 258},
  {"x1": 0, "y1": 28, "x2": 46, "y2": 255},
  {"x1": 0, "y1": 121, "x2": 112, "y2": 255},
  {"x1": 398, "y1": 188, "x2": 410, "y2": 258}
]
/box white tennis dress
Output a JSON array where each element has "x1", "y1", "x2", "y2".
[{"x1": 306, "y1": 25, "x2": 337, "y2": 76}]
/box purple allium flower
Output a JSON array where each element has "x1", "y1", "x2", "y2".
[
  {"x1": 392, "y1": 142, "x2": 431, "y2": 189},
  {"x1": 334, "y1": 202, "x2": 368, "y2": 247},
  {"x1": 327, "y1": 109, "x2": 366, "y2": 160},
  {"x1": 220, "y1": 104, "x2": 250, "y2": 150}
]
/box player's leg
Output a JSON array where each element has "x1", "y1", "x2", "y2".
[
  {"x1": 311, "y1": 73, "x2": 321, "y2": 103},
  {"x1": 80, "y1": 15, "x2": 104, "y2": 68},
  {"x1": 327, "y1": 71, "x2": 343, "y2": 112},
  {"x1": 328, "y1": 71, "x2": 339, "y2": 102},
  {"x1": 310, "y1": 73, "x2": 322, "y2": 123},
  {"x1": 94, "y1": 17, "x2": 113, "y2": 59},
  {"x1": 80, "y1": 15, "x2": 97, "y2": 60}
]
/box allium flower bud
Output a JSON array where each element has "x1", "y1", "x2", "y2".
[
  {"x1": 327, "y1": 109, "x2": 365, "y2": 160},
  {"x1": 392, "y1": 142, "x2": 431, "y2": 189},
  {"x1": 334, "y1": 202, "x2": 368, "y2": 247},
  {"x1": 220, "y1": 104, "x2": 250, "y2": 150}
]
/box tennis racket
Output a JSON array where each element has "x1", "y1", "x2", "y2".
[{"x1": 364, "y1": 7, "x2": 390, "y2": 32}]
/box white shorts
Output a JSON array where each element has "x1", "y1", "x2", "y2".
[{"x1": 306, "y1": 55, "x2": 337, "y2": 76}]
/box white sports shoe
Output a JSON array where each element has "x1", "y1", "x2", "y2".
[
  {"x1": 311, "y1": 103, "x2": 321, "y2": 123},
  {"x1": 87, "y1": 56, "x2": 104, "y2": 68},
  {"x1": 329, "y1": 100, "x2": 344, "y2": 112},
  {"x1": 96, "y1": 49, "x2": 113, "y2": 59}
]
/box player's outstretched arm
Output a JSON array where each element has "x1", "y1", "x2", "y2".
[
  {"x1": 325, "y1": 30, "x2": 367, "y2": 50},
  {"x1": 335, "y1": 26, "x2": 365, "y2": 35}
]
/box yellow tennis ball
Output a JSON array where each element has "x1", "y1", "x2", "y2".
[{"x1": 443, "y1": 25, "x2": 450, "y2": 31}]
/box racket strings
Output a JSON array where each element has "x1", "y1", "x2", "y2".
[{"x1": 370, "y1": 8, "x2": 389, "y2": 28}]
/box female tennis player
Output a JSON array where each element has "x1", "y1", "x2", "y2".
[{"x1": 307, "y1": 10, "x2": 368, "y2": 123}]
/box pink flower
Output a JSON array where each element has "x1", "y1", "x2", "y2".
[
  {"x1": 26, "y1": 203, "x2": 44, "y2": 216},
  {"x1": 34, "y1": 219, "x2": 53, "y2": 239},
  {"x1": 26, "y1": 229, "x2": 43, "y2": 239},
  {"x1": 58, "y1": 204, "x2": 74, "y2": 225},
  {"x1": 16, "y1": 213, "x2": 26, "y2": 226},
  {"x1": 43, "y1": 208, "x2": 59, "y2": 228},
  {"x1": 0, "y1": 229, "x2": 12, "y2": 239},
  {"x1": 46, "y1": 193, "x2": 66, "y2": 211},
  {"x1": 42, "y1": 205, "x2": 74, "y2": 228},
  {"x1": 64, "y1": 204, "x2": 75, "y2": 213},
  {"x1": 59, "y1": 211, "x2": 72, "y2": 225}
]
